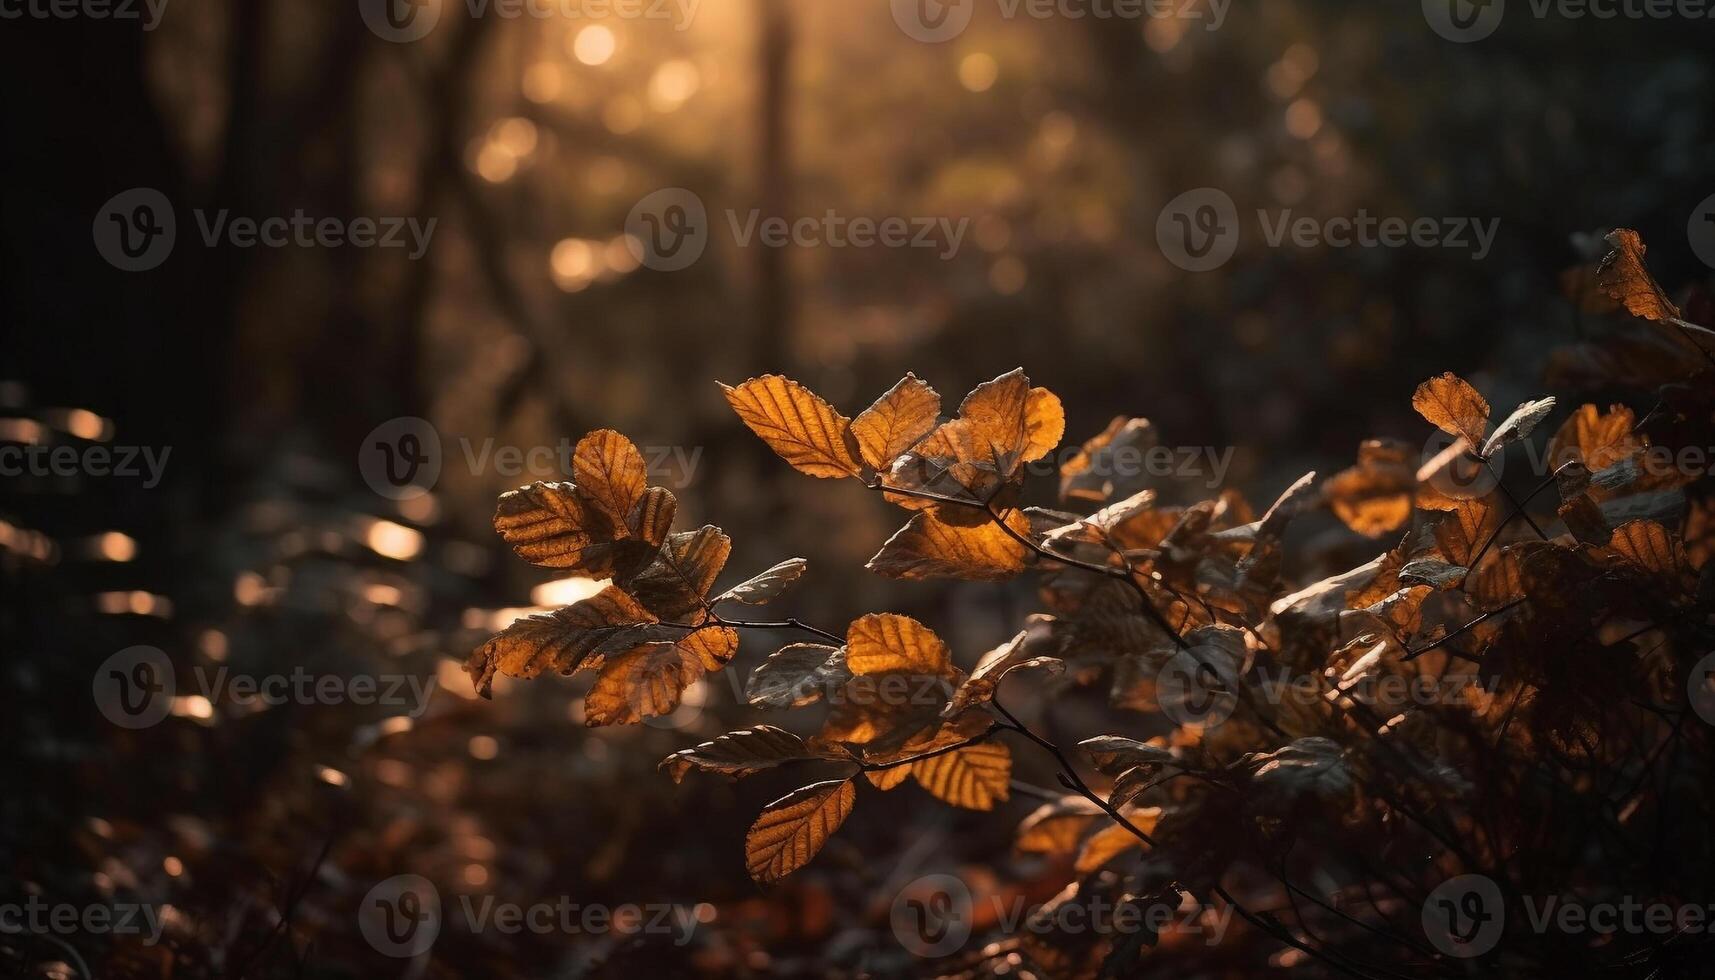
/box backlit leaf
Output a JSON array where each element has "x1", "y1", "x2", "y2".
[
  {"x1": 572, "y1": 429, "x2": 648, "y2": 530},
  {"x1": 866, "y1": 507, "x2": 1032, "y2": 581},
  {"x1": 1412, "y1": 372, "x2": 1490, "y2": 447},
  {"x1": 722, "y1": 375, "x2": 862, "y2": 478},
  {"x1": 1014, "y1": 797, "x2": 1104, "y2": 855},
  {"x1": 912, "y1": 742, "x2": 1011, "y2": 810},
  {"x1": 660, "y1": 725, "x2": 818, "y2": 783},
  {"x1": 845, "y1": 613, "x2": 954, "y2": 677},
  {"x1": 465, "y1": 585, "x2": 655, "y2": 697},
  {"x1": 745, "y1": 778, "x2": 857, "y2": 883},
  {"x1": 629, "y1": 526, "x2": 732, "y2": 619},
  {"x1": 850, "y1": 373, "x2": 941, "y2": 470},
  {"x1": 1597, "y1": 228, "x2": 1681, "y2": 323}
]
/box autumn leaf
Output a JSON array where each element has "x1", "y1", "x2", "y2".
[
  {"x1": 722, "y1": 375, "x2": 862, "y2": 478},
  {"x1": 1078, "y1": 735, "x2": 1179, "y2": 778},
  {"x1": 850, "y1": 373, "x2": 941, "y2": 470},
  {"x1": 1324, "y1": 441, "x2": 1414, "y2": 538},
  {"x1": 1435, "y1": 496, "x2": 1501, "y2": 567},
  {"x1": 1412, "y1": 372, "x2": 1490, "y2": 447},
  {"x1": 465, "y1": 585, "x2": 657, "y2": 697},
  {"x1": 912, "y1": 742, "x2": 1011, "y2": 810},
  {"x1": 845, "y1": 613, "x2": 954, "y2": 677},
  {"x1": 629, "y1": 525, "x2": 732, "y2": 620},
  {"x1": 1608, "y1": 519, "x2": 1683, "y2": 584},
  {"x1": 943, "y1": 629, "x2": 1064, "y2": 717},
  {"x1": 714, "y1": 557, "x2": 808, "y2": 606},
  {"x1": 572, "y1": 429, "x2": 648, "y2": 530},
  {"x1": 1481, "y1": 397, "x2": 1556, "y2": 458},
  {"x1": 1060, "y1": 416, "x2": 1157, "y2": 504},
  {"x1": 1014, "y1": 796, "x2": 1105, "y2": 855},
  {"x1": 882, "y1": 369, "x2": 1063, "y2": 508},
  {"x1": 584, "y1": 625, "x2": 738, "y2": 726},
  {"x1": 660, "y1": 726, "x2": 820, "y2": 783},
  {"x1": 1547, "y1": 403, "x2": 1641, "y2": 474},
  {"x1": 745, "y1": 778, "x2": 857, "y2": 883},
  {"x1": 866, "y1": 507, "x2": 1032, "y2": 581},
  {"x1": 1074, "y1": 816, "x2": 1153, "y2": 872},
  {"x1": 865, "y1": 765, "x2": 913, "y2": 790},
  {"x1": 745, "y1": 643, "x2": 850, "y2": 709},
  {"x1": 1597, "y1": 228, "x2": 1681, "y2": 323}
]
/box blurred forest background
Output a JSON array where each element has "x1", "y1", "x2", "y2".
[{"x1": 2, "y1": 0, "x2": 1713, "y2": 976}]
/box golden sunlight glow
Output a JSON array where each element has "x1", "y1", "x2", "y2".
[
  {"x1": 648, "y1": 60, "x2": 701, "y2": 111},
  {"x1": 572, "y1": 25, "x2": 617, "y2": 66},
  {"x1": 530, "y1": 576, "x2": 606, "y2": 607},
  {"x1": 365, "y1": 519, "x2": 425, "y2": 561},
  {"x1": 959, "y1": 53, "x2": 998, "y2": 93}
]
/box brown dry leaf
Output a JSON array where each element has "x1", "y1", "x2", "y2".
[
  {"x1": 722, "y1": 375, "x2": 863, "y2": 478},
  {"x1": 1014, "y1": 796, "x2": 1105, "y2": 855},
  {"x1": 1481, "y1": 397, "x2": 1557, "y2": 458},
  {"x1": 1060, "y1": 416, "x2": 1157, "y2": 504},
  {"x1": 745, "y1": 778, "x2": 857, "y2": 883},
  {"x1": 1412, "y1": 372, "x2": 1490, "y2": 447},
  {"x1": 867, "y1": 507, "x2": 1032, "y2": 581},
  {"x1": 912, "y1": 742, "x2": 1011, "y2": 810},
  {"x1": 629, "y1": 526, "x2": 732, "y2": 619},
  {"x1": 1325, "y1": 442, "x2": 1414, "y2": 538},
  {"x1": 660, "y1": 726, "x2": 818, "y2": 783},
  {"x1": 713, "y1": 557, "x2": 809, "y2": 606},
  {"x1": 493, "y1": 478, "x2": 666, "y2": 577},
  {"x1": 677, "y1": 624, "x2": 741, "y2": 670},
  {"x1": 1547, "y1": 404, "x2": 1641, "y2": 473},
  {"x1": 1435, "y1": 496, "x2": 1501, "y2": 567},
  {"x1": 1558, "y1": 495, "x2": 1609, "y2": 545},
  {"x1": 943, "y1": 630, "x2": 1064, "y2": 717},
  {"x1": 745, "y1": 643, "x2": 849, "y2": 709},
  {"x1": 1597, "y1": 228, "x2": 1681, "y2": 323},
  {"x1": 1608, "y1": 519, "x2": 1682, "y2": 581},
  {"x1": 1023, "y1": 387, "x2": 1066, "y2": 462},
  {"x1": 845, "y1": 613, "x2": 954, "y2": 677},
  {"x1": 850, "y1": 373, "x2": 941, "y2": 470},
  {"x1": 631, "y1": 486, "x2": 678, "y2": 546},
  {"x1": 882, "y1": 370, "x2": 1061, "y2": 508},
  {"x1": 465, "y1": 585, "x2": 656, "y2": 696},
  {"x1": 1073, "y1": 814, "x2": 1154, "y2": 872},
  {"x1": 572, "y1": 429, "x2": 648, "y2": 529},
  {"x1": 585, "y1": 639, "x2": 708, "y2": 726}
]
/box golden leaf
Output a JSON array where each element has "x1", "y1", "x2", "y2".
[
  {"x1": 630, "y1": 486, "x2": 678, "y2": 547},
  {"x1": 1023, "y1": 387, "x2": 1066, "y2": 463},
  {"x1": 572, "y1": 429, "x2": 648, "y2": 530},
  {"x1": 943, "y1": 630, "x2": 1063, "y2": 716},
  {"x1": 584, "y1": 639, "x2": 706, "y2": 727},
  {"x1": 1546, "y1": 403, "x2": 1640, "y2": 473},
  {"x1": 1597, "y1": 228, "x2": 1681, "y2": 323},
  {"x1": 465, "y1": 585, "x2": 655, "y2": 696},
  {"x1": 850, "y1": 373, "x2": 941, "y2": 470},
  {"x1": 677, "y1": 624, "x2": 740, "y2": 670},
  {"x1": 1434, "y1": 496, "x2": 1501, "y2": 567},
  {"x1": 1608, "y1": 519, "x2": 1682, "y2": 580},
  {"x1": 493, "y1": 479, "x2": 665, "y2": 576},
  {"x1": 912, "y1": 742, "x2": 1011, "y2": 810},
  {"x1": 1014, "y1": 796, "x2": 1104, "y2": 855},
  {"x1": 845, "y1": 613, "x2": 954, "y2": 677},
  {"x1": 722, "y1": 375, "x2": 862, "y2": 479},
  {"x1": 1411, "y1": 372, "x2": 1490, "y2": 447},
  {"x1": 865, "y1": 766, "x2": 913, "y2": 790},
  {"x1": 745, "y1": 778, "x2": 857, "y2": 883},
  {"x1": 1073, "y1": 815, "x2": 1153, "y2": 872},
  {"x1": 866, "y1": 508, "x2": 1032, "y2": 581}
]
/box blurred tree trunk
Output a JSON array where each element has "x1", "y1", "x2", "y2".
[{"x1": 755, "y1": 0, "x2": 793, "y2": 373}]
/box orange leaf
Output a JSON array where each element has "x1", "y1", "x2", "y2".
[
  {"x1": 845, "y1": 613, "x2": 954, "y2": 677},
  {"x1": 912, "y1": 742, "x2": 1011, "y2": 810},
  {"x1": 745, "y1": 779, "x2": 857, "y2": 883},
  {"x1": 866, "y1": 508, "x2": 1032, "y2": 581},
  {"x1": 722, "y1": 375, "x2": 862, "y2": 478},
  {"x1": 1412, "y1": 372, "x2": 1490, "y2": 447},
  {"x1": 850, "y1": 373, "x2": 942, "y2": 470}
]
